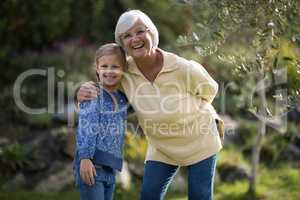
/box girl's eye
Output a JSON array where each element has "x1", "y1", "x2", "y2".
[
  {"x1": 101, "y1": 65, "x2": 108, "y2": 68},
  {"x1": 112, "y1": 65, "x2": 121, "y2": 69}
]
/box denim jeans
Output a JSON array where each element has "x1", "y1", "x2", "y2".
[
  {"x1": 78, "y1": 179, "x2": 115, "y2": 200},
  {"x1": 75, "y1": 165, "x2": 116, "y2": 200},
  {"x1": 140, "y1": 154, "x2": 217, "y2": 200}
]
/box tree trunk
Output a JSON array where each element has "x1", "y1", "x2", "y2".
[{"x1": 249, "y1": 74, "x2": 267, "y2": 196}]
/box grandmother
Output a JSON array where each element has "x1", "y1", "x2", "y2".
[{"x1": 77, "y1": 10, "x2": 224, "y2": 200}]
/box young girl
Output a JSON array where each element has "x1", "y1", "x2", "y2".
[{"x1": 74, "y1": 43, "x2": 128, "y2": 200}]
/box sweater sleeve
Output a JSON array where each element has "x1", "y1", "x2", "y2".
[
  {"x1": 76, "y1": 99, "x2": 99, "y2": 160},
  {"x1": 188, "y1": 60, "x2": 218, "y2": 104}
]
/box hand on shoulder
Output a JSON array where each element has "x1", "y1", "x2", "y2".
[{"x1": 77, "y1": 81, "x2": 98, "y2": 102}]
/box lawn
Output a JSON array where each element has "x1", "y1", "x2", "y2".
[{"x1": 1, "y1": 148, "x2": 299, "y2": 200}]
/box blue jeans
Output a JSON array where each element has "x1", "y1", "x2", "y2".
[
  {"x1": 77, "y1": 177, "x2": 115, "y2": 200},
  {"x1": 75, "y1": 165, "x2": 116, "y2": 200},
  {"x1": 140, "y1": 154, "x2": 217, "y2": 200}
]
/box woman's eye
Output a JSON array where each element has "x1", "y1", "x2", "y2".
[
  {"x1": 137, "y1": 30, "x2": 145, "y2": 35},
  {"x1": 123, "y1": 34, "x2": 131, "y2": 40},
  {"x1": 101, "y1": 65, "x2": 108, "y2": 68}
]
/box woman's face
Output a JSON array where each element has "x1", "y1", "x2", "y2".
[{"x1": 120, "y1": 20, "x2": 154, "y2": 59}]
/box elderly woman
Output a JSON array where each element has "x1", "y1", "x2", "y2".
[{"x1": 77, "y1": 10, "x2": 224, "y2": 200}]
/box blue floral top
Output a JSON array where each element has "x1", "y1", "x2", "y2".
[{"x1": 74, "y1": 88, "x2": 128, "y2": 184}]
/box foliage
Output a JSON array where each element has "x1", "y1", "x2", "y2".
[
  {"x1": 114, "y1": 182, "x2": 140, "y2": 200},
  {"x1": 176, "y1": 0, "x2": 300, "y2": 97},
  {"x1": 0, "y1": 0, "x2": 193, "y2": 128},
  {"x1": 0, "y1": 143, "x2": 32, "y2": 175},
  {"x1": 0, "y1": 0, "x2": 191, "y2": 52},
  {"x1": 0, "y1": 0, "x2": 73, "y2": 50},
  {"x1": 176, "y1": 0, "x2": 300, "y2": 193},
  {"x1": 124, "y1": 132, "x2": 148, "y2": 162}
]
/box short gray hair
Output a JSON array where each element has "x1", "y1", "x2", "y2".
[{"x1": 114, "y1": 10, "x2": 159, "y2": 48}]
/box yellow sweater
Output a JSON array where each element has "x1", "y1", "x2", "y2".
[{"x1": 121, "y1": 49, "x2": 223, "y2": 166}]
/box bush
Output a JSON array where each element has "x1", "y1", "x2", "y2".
[{"x1": 0, "y1": 143, "x2": 32, "y2": 175}]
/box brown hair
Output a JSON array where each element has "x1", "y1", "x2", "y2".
[
  {"x1": 95, "y1": 43, "x2": 126, "y2": 81},
  {"x1": 95, "y1": 43, "x2": 126, "y2": 66}
]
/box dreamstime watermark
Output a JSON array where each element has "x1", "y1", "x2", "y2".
[{"x1": 13, "y1": 66, "x2": 289, "y2": 134}]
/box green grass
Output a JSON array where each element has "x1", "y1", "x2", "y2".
[
  {"x1": 0, "y1": 190, "x2": 79, "y2": 200},
  {"x1": 1, "y1": 166, "x2": 299, "y2": 200},
  {"x1": 165, "y1": 164, "x2": 300, "y2": 200},
  {"x1": 1, "y1": 148, "x2": 299, "y2": 200},
  {"x1": 165, "y1": 146, "x2": 300, "y2": 200}
]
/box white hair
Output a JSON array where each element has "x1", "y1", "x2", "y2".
[{"x1": 114, "y1": 10, "x2": 159, "y2": 48}]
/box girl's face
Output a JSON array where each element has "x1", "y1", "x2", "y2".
[
  {"x1": 96, "y1": 54, "x2": 124, "y2": 90},
  {"x1": 120, "y1": 20, "x2": 154, "y2": 59}
]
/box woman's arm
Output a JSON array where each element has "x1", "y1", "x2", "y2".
[
  {"x1": 188, "y1": 60, "x2": 225, "y2": 141},
  {"x1": 188, "y1": 60, "x2": 218, "y2": 104}
]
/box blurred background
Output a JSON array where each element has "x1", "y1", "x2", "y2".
[{"x1": 0, "y1": 0, "x2": 300, "y2": 199}]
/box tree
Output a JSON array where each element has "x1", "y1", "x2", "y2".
[{"x1": 176, "y1": 0, "x2": 300, "y2": 196}]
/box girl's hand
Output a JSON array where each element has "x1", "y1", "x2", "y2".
[
  {"x1": 77, "y1": 81, "x2": 98, "y2": 102},
  {"x1": 80, "y1": 159, "x2": 97, "y2": 186}
]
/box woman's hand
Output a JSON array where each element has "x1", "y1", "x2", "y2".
[
  {"x1": 80, "y1": 159, "x2": 97, "y2": 186},
  {"x1": 77, "y1": 81, "x2": 98, "y2": 102}
]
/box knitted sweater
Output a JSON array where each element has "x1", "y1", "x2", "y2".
[
  {"x1": 75, "y1": 88, "x2": 128, "y2": 171},
  {"x1": 121, "y1": 49, "x2": 223, "y2": 166}
]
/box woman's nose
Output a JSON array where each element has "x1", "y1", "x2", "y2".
[{"x1": 132, "y1": 34, "x2": 141, "y2": 41}]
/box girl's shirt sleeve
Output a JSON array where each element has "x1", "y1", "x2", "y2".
[
  {"x1": 188, "y1": 60, "x2": 218, "y2": 104},
  {"x1": 76, "y1": 99, "x2": 99, "y2": 161}
]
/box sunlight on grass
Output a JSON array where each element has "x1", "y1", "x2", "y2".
[
  {"x1": 218, "y1": 146, "x2": 249, "y2": 166},
  {"x1": 167, "y1": 197, "x2": 187, "y2": 200},
  {"x1": 215, "y1": 181, "x2": 249, "y2": 200},
  {"x1": 257, "y1": 165, "x2": 300, "y2": 200}
]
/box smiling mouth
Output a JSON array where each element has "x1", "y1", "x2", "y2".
[
  {"x1": 103, "y1": 74, "x2": 117, "y2": 79},
  {"x1": 132, "y1": 43, "x2": 144, "y2": 49}
]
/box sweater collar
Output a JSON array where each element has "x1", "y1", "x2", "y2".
[{"x1": 127, "y1": 48, "x2": 179, "y2": 76}]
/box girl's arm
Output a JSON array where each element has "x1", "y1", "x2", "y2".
[
  {"x1": 76, "y1": 100, "x2": 98, "y2": 161},
  {"x1": 76, "y1": 99, "x2": 99, "y2": 185}
]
